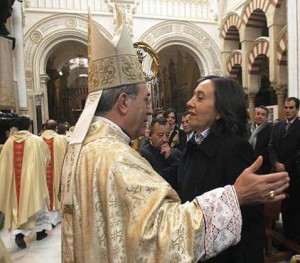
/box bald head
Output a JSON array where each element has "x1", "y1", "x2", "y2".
[{"x1": 46, "y1": 119, "x2": 57, "y2": 131}]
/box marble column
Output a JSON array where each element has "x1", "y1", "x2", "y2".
[
  {"x1": 247, "y1": 92, "x2": 257, "y2": 122},
  {"x1": 274, "y1": 85, "x2": 287, "y2": 120},
  {"x1": 40, "y1": 74, "x2": 50, "y2": 122},
  {"x1": 287, "y1": 0, "x2": 300, "y2": 98},
  {"x1": 12, "y1": 1, "x2": 27, "y2": 109},
  {"x1": 241, "y1": 39, "x2": 253, "y2": 91}
]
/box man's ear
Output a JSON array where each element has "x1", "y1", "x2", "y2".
[{"x1": 116, "y1": 92, "x2": 130, "y2": 114}]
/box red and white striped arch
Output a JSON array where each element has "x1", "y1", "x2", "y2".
[
  {"x1": 69, "y1": 87, "x2": 88, "y2": 99},
  {"x1": 220, "y1": 12, "x2": 242, "y2": 40},
  {"x1": 248, "y1": 38, "x2": 269, "y2": 74},
  {"x1": 277, "y1": 28, "x2": 287, "y2": 66},
  {"x1": 241, "y1": 0, "x2": 274, "y2": 25},
  {"x1": 226, "y1": 50, "x2": 242, "y2": 75}
]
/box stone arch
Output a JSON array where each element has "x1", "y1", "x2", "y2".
[
  {"x1": 226, "y1": 50, "x2": 242, "y2": 75},
  {"x1": 248, "y1": 37, "x2": 270, "y2": 74},
  {"x1": 24, "y1": 13, "x2": 111, "y2": 92},
  {"x1": 268, "y1": 0, "x2": 286, "y2": 25},
  {"x1": 220, "y1": 12, "x2": 243, "y2": 41},
  {"x1": 272, "y1": 0, "x2": 285, "y2": 8},
  {"x1": 23, "y1": 13, "x2": 111, "y2": 129},
  {"x1": 139, "y1": 21, "x2": 222, "y2": 77},
  {"x1": 247, "y1": 37, "x2": 272, "y2": 119},
  {"x1": 276, "y1": 26, "x2": 288, "y2": 66},
  {"x1": 241, "y1": 0, "x2": 272, "y2": 26},
  {"x1": 275, "y1": 27, "x2": 288, "y2": 88}
]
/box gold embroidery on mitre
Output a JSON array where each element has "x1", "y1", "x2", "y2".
[
  {"x1": 120, "y1": 54, "x2": 144, "y2": 81},
  {"x1": 87, "y1": 5, "x2": 146, "y2": 93}
]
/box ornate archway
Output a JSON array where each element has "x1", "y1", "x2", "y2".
[
  {"x1": 23, "y1": 14, "x2": 111, "y2": 131},
  {"x1": 139, "y1": 21, "x2": 222, "y2": 111}
]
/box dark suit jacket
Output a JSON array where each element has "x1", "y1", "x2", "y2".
[
  {"x1": 178, "y1": 132, "x2": 265, "y2": 263},
  {"x1": 247, "y1": 123, "x2": 273, "y2": 174},
  {"x1": 139, "y1": 143, "x2": 181, "y2": 190},
  {"x1": 169, "y1": 126, "x2": 187, "y2": 151},
  {"x1": 269, "y1": 118, "x2": 300, "y2": 193}
]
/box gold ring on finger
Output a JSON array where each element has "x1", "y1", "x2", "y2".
[{"x1": 267, "y1": 190, "x2": 276, "y2": 199}]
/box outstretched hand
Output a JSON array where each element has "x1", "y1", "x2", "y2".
[{"x1": 234, "y1": 156, "x2": 289, "y2": 205}]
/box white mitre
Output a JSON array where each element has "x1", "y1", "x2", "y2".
[
  {"x1": 71, "y1": 4, "x2": 145, "y2": 144},
  {"x1": 63, "y1": 5, "x2": 145, "y2": 209}
]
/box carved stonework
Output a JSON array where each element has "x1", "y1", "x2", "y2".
[
  {"x1": 30, "y1": 30, "x2": 43, "y2": 43},
  {"x1": 108, "y1": 0, "x2": 138, "y2": 36},
  {"x1": 25, "y1": 70, "x2": 34, "y2": 91},
  {"x1": 24, "y1": 13, "x2": 89, "y2": 103},
  {"x1": 25, "y1": 14, "x2": 88, "y2": 69},
  {"x1": 172, "y1": 24, "x2": 184, "y2": 34},
  {"x1": 201, "y1": 38, "x2": 211, "y2": 49},
  {"x1": 25, "y1": 70, "x2": 33, "y2": 81},
  {"x1": 143, "y1": 35, "x2": 155, "y2": 46},
  {"x1": 65, "y1": 18, "x2": 77, "y2": 29},
  {"x1": 141, "y1": 21, "x2": 222, "y2": 73},
  {"x1": 35, "y1": 94, "x2": 42, "y2": 105}
]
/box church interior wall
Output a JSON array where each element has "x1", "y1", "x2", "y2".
[{"x1": 3, "y1": 0, "x2": 299, "y2": 134}]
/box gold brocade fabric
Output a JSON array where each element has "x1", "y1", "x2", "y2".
[
  {"x1": 0, "y1": 131, "x2": 50, "y2": 230},
  {"x1": 61, "y1": 119, "x2": 205, "y2": 263},
  {"x1": 290, "y1": 255, "x2": 300, "y2": 263},
  {"x1": 41, "y1": 130, "x2": 68, "y2": 211}
]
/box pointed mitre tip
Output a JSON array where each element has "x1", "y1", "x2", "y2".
[{"x1": 88, "y1": 3, "x2": 146, "y2": 93}]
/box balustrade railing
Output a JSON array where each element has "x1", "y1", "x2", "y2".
[{"x1": 25, "y1": 0, "x2": 217, "y2": 21}]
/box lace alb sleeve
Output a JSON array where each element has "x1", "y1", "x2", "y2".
[{"x1": 196, "y1": 185, "x2": 242, "y2": 260}]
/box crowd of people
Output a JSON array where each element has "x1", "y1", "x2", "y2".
[
  {"x1": 137, "y1": 81, "x2": 300, "y2": 262},
  {"x1": 0, "y1": 4, "x2": 298, "y2": 263},
  {"x1": 0, "y1": 118, "x2": 69, "y2": 249}
]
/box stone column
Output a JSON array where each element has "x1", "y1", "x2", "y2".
[
  {"x1": 12, "y1": 1, "x2": 27, "y2": 109},
  {"x1": 241, "y1": 39, "x2": 253, "y2": 91},
  {"x1": 268, "y1": 24, "x2": 283, "y2": 84},
  {"x1": 40, "y1": 74, "x2": 50, "y2": 122},
  {"x1": 247, "y1": 92, "x2": 257, "y2": 122},
  {"x1": 274, "y1": 85, "x2": 287, "y2": 120},
  {"x1": 288, "y1": 0, "x2": 300, "y2": 98},
  {"x1": 34, "y1": 94, "x2": 42, "y2": 134},
  {"x1": 221, "y1": 49, "x2": 232, "y2": 75}
]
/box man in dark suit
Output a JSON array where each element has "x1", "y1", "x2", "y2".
[
  {"x1": 269, "y1": 97, "x2": 300, "y2": 243},
  {"x1": 247, "y1": 105, "x2": 272, "y2": 174},
  {"x1": 178, "y1": 76, "x2": 265, "y2": 263},
  {"x1": 139, "y1": 117, "x2": 181, "y2": 190},
  {"x1": 181, "y1": 111, "x2": 194, "y2": 144}
]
